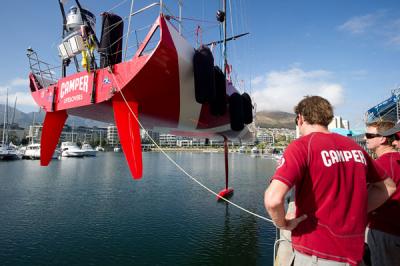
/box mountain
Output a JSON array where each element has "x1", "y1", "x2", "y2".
[
  {"x1": 255, "y1": 111, "x2": 296, "y2": 129},
  {"x1": 0, "y1": 104, "x2": 108, "y2": 128},
  {"x1": 1, "y1": 104, "x2": 295, "y2": 130}
]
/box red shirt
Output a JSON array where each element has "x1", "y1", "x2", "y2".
[
  {"x1": 368, "y1": 152, "x2": 400, "y2": 236},
  {"x1": 271, "y1": 132, "x2": 387, "y2": 265}
]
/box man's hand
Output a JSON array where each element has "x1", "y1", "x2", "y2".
[{"x1": 278, "y1": 214, "x2": 307, "y2": 231}]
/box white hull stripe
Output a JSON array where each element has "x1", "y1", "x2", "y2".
[{"x1": 166, "y1": 22, "x2": 202, "y2": 130}]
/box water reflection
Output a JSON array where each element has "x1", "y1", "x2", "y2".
[{"x1": 0, "y1": 152, "x2": 278, "y2": 265}]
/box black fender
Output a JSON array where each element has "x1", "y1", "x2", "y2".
[
  {"x1": 193, "y1": 46, "x2": 215, "y2": 104},
  {"x1": 242, "y1": 92, "x2": 253, "y2": 124},
  {"x1": 229, "y1": 92, "x2": 244, "y2": 131},
  {"x1": 210, "y1": 66, "x2": 227, "y2": 116}
]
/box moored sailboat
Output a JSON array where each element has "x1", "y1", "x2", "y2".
[{"x1": 0, "y1": 89, "x2": 20, "y2": 161}]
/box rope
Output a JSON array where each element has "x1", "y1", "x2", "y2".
[
  {"x1": 169, "y1": 15, "x2": 219, "y2": 24},
  {"x1": 106, "y1": 0, "x2": 129, "y2": 12},
  {"x1": 228, "y1": 0, "x2": 235, "y2": 39},
  {"x1": 109, "y1": 71, "x2": 273, "y2": 224}
]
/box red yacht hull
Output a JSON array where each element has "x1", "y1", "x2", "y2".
[{"x1": 29, "y1": 15, "x2": 253, "y2": 179}]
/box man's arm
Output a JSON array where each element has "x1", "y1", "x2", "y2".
[
  {"x1": 264, "y1": 179, "x2": 307, "y2": 230},
  {"x1": 368, "y1": 177, "x2": 396, "y2": 213}
]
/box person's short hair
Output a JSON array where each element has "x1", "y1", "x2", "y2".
[
  {"x1": 294, "y1": 96, "x2": 333, "y2": 127},
  {"x1": 381, "y1": 121, "x2": 400, "y2": 136},
  {"x1": 366, "y1": 120, "x2": 395, "y2": 145},
  {"x1": 366, "y1": 121, "x2": 395, "y2": 134}
]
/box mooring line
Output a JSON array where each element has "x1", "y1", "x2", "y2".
[{"x1": 109, "y1": 72, "x2": 274, "y2": 224}]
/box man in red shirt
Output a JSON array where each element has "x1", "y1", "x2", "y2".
[
  {"x1": 366, "y1": 121, "x2": 400, "y2": 265},
  {"x1": 264, "y1": 96, "x2": 396, "y2": 265}
]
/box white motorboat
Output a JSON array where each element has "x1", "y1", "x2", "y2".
[
  {"x1": 22, "y1": 143, "x2": 60, "y2": 160},
  {"x1": 81, "y1": 142, "x2": 96, "y2": 156},
  {"x1": 61, "y1": 142, "x2": 86, "y2": 157},
  {"x1": 0, "y1": 143, "x2": 21, "y2": 160},
  {"x1": 95, "y1": 146, "x2": 105, "y2": 152},
  {"x1": 238, "y1": 146, "x2": 246, "y2": 153},
  {"x1": 251, "y1": 146, "x2": 260, "y2": 154},
  {"x1": 22, "y1": 143, "x2": 40, "y2": 159},
  {"x1": 250, "y1": 146, "x2": 260, "y2": 157}
]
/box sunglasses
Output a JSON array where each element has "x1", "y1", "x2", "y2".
[
  {"x1": 295, "y1": 115, "x2": 299, "y2": 126},
  {"x1": 365, "y1": 133, "x2": 381, "y2": 139}
]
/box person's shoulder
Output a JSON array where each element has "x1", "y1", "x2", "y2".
[
  {"x1": 284, "y1": 135, "x2": 312, "y2": 155},
  {"x1": 330, "y1": 133, "x2": 361, "y2": 147},
  {"x1": 288, "y1": 135, "x2": 310, "y2": 146},
  {"x1": 377, "y1": 151, "x2": 400, "y2": 163}
]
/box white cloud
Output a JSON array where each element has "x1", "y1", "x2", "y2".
[
  {"x1": 0, "y1": 77, "x2": 36, "y2": 111},
  {"x1": 10, "y1": 78, "x2": 28, "y2": 87},
  {"x1": 0, "y1": 77, "x2": 37, "y2": 111},
  {"x1": 251, "y1": 76, "x2": 264, "y2": 86},
  {"x1": 338, "y1": 10, "x2": 400, "y2": 47},
  {"x1": 389, "y1": 35, "x2": 400, "y2": 45},
  {"x1": 0, "y1": 91, "x2": 36, "y2": 108},
  {"x1": 338, "y1": 13, "x2": 378, "y2": 34},
  {"x1": 0, "y1": 77, "x2": 29, "y2": 93},
  {"x1": 251, "y1": 67, "x2": 344, "y2": 113}
]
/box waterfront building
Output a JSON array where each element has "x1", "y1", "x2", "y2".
[
  {"x1": 159, "y1": 134, "x2": 177, "y2": 147},
  {"x1": 91, "y1": 127, "x2": 108, "y2": 145},
  {"x1": 107, "y1": 125, "x2": 119, "y2": 146},
  {"x1": 256, "y1": 128, "x2": 274, "y2": 145},
  {"x1": 141, "y1": 129, "x2": 160, "y2": 145},
  {"x1": 60, "y1": 125, "x2": 94, "y2": 143},
  {"x1": 191, "y1": 138, "x2": 205, "y2": 147},
  {"x1": 328, "y1": 116, "x2": 350, "y2": 130},
  {"x1": 176, "y1": 137, "x2": 192, "y2": 147}
]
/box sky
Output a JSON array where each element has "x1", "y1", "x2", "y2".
[{"x1": 0, "y1": 0, "x2": 400, "y2": 130}]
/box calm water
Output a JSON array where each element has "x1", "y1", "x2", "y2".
[{"x1": 0, "y1": 152, "x2": 278, "y2": 265}]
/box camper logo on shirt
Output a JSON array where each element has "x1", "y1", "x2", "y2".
[{"x1": 321, "y1": 149, "x2": 367, "y2": 167}]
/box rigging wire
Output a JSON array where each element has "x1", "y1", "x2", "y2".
[
  {"x1": 228, "y1": 0, "x2": 235, "y2": 38},
  {"x1": 124, "y1": 0, "x2": 136, "y2": 61},
  {"x1": 107, "y1": 0, "x2": 129, "y2": 13}
]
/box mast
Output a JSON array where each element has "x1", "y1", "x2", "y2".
[
  {"x1": 5, "y1": 88, "x2": 8, "y2": 144},
  {"x1": 124, "y1": 0, "x2": 135, "y2": 62},
  {"x1": 223, "y1": 0, "x2": 227, "y2": 76},
  {"x1": 178, "y1": 0, "x2": 182, "y2": 34},
  {"x1": 31, "y1": 111, "x2": 36, "y2": 145},
  {"x1": 72, "y1": 122, "x2": 74, "y2": 142},
  {"x1": 58, "y1": 0, "x2": 68, "y2": 77},
  {"x1": 11, "y1": 97, "x2": 17, "y2": 128},
  {"x1": 1, "y1": 95, "x2": 5, "y2": 145}
]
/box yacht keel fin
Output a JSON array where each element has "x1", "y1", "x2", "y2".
[
  {"x1": 112, "y1": 93, "x2": 143, "y2": 179},
  {"x1": 40, "y1": 110, "x2": 68, "y2": 166}
]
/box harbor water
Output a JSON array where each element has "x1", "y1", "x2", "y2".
[{"x1": 0, "y1": 152, "x2": 278, "y2": 265}]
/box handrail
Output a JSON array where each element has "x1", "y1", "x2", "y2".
[{"x1": 26, "y1": 47, "x2": 58, "y2": 88}]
